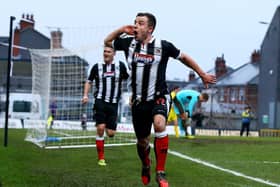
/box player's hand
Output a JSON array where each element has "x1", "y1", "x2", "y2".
[
  {"x1": 121, "y1": 25, "x2": 135, "y2": 35},
  {"x1": 81, "y1": 96, "x2": 89, "y2": 104},
  {"x1": 201, "y1": 73, "x2": 216, "y2": 88}
]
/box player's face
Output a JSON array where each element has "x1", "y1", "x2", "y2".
[
  {"x1": 134, "y1": 16, "x2": 153, "y2": 42},
  {"x1": 103, "y1": 47, "x2": 115, "y2": 64}
]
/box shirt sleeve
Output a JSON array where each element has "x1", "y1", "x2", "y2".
[
  {"x1": 113, "y1": 37, "x2": 133, "y2": 52},
  {"x1": 87, "y1": 64, "x2": 98, "y2": 83},
  {"x1": 162, "y1": 40, "x2": 181, "y2": 59}
]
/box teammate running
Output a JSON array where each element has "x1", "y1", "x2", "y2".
[{"x1": 82, "y1": 46, "x2": 129, "y2": 166}]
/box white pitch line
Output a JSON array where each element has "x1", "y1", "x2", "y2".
[
  {"x1": 215, "y1": 161, "x2": 280, "y2": 165},
  {"x1": 263, "y1": 161, "x2": 280, "y2": 164},
  {"x1": 168, "y1": 149, "x2": 280, "y2": 187}
]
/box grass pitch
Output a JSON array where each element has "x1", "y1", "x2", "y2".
[{"x1": 1, "y1": 129, "x2": 280, "y2": 187}]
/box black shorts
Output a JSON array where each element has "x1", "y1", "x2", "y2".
[
  {"x1": 132, "y1": 96, "x2": 168, "y2": 139},
  {"x1": 94, "y1": 99, "x2": 118, "y2": 130}
]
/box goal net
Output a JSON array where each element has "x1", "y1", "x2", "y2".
[{"x1": 25, "y1": 27, "x2": 135, "y2": 149}]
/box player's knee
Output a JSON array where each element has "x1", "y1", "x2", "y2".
[
  {"x1": 106, "y1": 129, "x2": 116, "y2": 137},
  {"x1": 154, "y1": 118, "x2": 164, "y2": 126},
  {"x1": 153, "y1": 114, "x2": 166, "y2": 131}
]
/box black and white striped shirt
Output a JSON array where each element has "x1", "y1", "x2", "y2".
[
  {"x1": 113, "y1": 36, "x2": 181, "y2": 101},
  {"x1": 87, "y1": 61, "x2": 129, "y2": 103}
]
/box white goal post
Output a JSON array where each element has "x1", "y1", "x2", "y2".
[{"x1": 25, "y1": 47, "x2": 136, "y2": 149}]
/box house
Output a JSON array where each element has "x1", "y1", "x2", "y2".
[
  {"x1": 213, "y1": 50, "x2": 260, "y2": 114},
  {"x1": 0, "y1": 14, "x2": 50, "y2": 93},
  {"x1": 258, "y1": 6, "x2": 280, "y2": 129}
]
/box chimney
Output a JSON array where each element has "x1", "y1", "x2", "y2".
[
  {"x1": 215, "y1": 54, "x2": 227, "y2": 78},
  {"x1": 12, "y1": 13, "x2": 35, "y2": 57},
  {"x1": 189, "y1": 70, "x2": 196, "y2": 81},
  {"x1": 251, "y1": 49, "x2": 261, "y2": 63},
  {"x1": 19, "y1": 13, "x2": 35, "y2": 30},
  {"x1": 51, "y1": 29, "x2": 63, "y2": 49},
  {"x1": 13, "y1": 27, "x2": 20, "y2": 57}
]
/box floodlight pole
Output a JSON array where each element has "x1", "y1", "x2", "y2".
[{"x1": 4, "y1": 16, "x2": 16, "y2": 147}]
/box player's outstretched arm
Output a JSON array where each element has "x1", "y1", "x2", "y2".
[
  {"x1": 179, "y1": 52, "x2": 216, "y2": 88},
  {"x1": 104, "y1": 25, "x2": 135, "y2": 47}
]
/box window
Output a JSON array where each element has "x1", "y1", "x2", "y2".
[
  {"x1": 239, "y1": 88, "x2": 245, "y2": 102},
  {"x1": 230, "y1": 88, "x2": 237, "y2": 102},
  {"x1": 13, "y1": 101, "x2": 31, "y2": 112},
  {"x1": 0, "y1": 101, "x2": 6, "y2": 112},
  {"x1": 218, "y1": 88, "x2": 224, "y2": 102}
]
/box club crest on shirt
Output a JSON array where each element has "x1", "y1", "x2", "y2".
[
  {"x1": 154, "y1": 47, "x2": 162, "y2": 56},
  {"x1": 103, "y1": 71, "x2": 115, "y2": 77},
  {"x1": 133, "y1": 52, "x2": 154, "y2": 64}
]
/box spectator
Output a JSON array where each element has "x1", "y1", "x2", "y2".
[{"x1": 240, "y1": 106, "x2": 252, "y2": 136}]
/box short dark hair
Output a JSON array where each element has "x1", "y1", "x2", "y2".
[
  {"x1": 201, "y1": 93, "x2": 209, "y2": 101},
  {"x1": 136, "y1": 12, "x2": 156, "y2": 33},
  {"x1": 104, "y1": 45, "x2": 115, "y2": 51},
  {"x1": 172, "y1": 85, "x2": 180, "y2": 91}
]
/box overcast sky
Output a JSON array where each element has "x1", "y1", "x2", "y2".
[{"x1": 1, "y1": 0, "x2": 279, "y2": 80}]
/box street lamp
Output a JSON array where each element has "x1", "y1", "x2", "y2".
[{"x1": 258, "y1": 21, "x2": 269, "y2": 25}]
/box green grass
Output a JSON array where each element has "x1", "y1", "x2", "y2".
[{"x1": 1, "y1": 129, "x2": 280, "y2": 187}]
